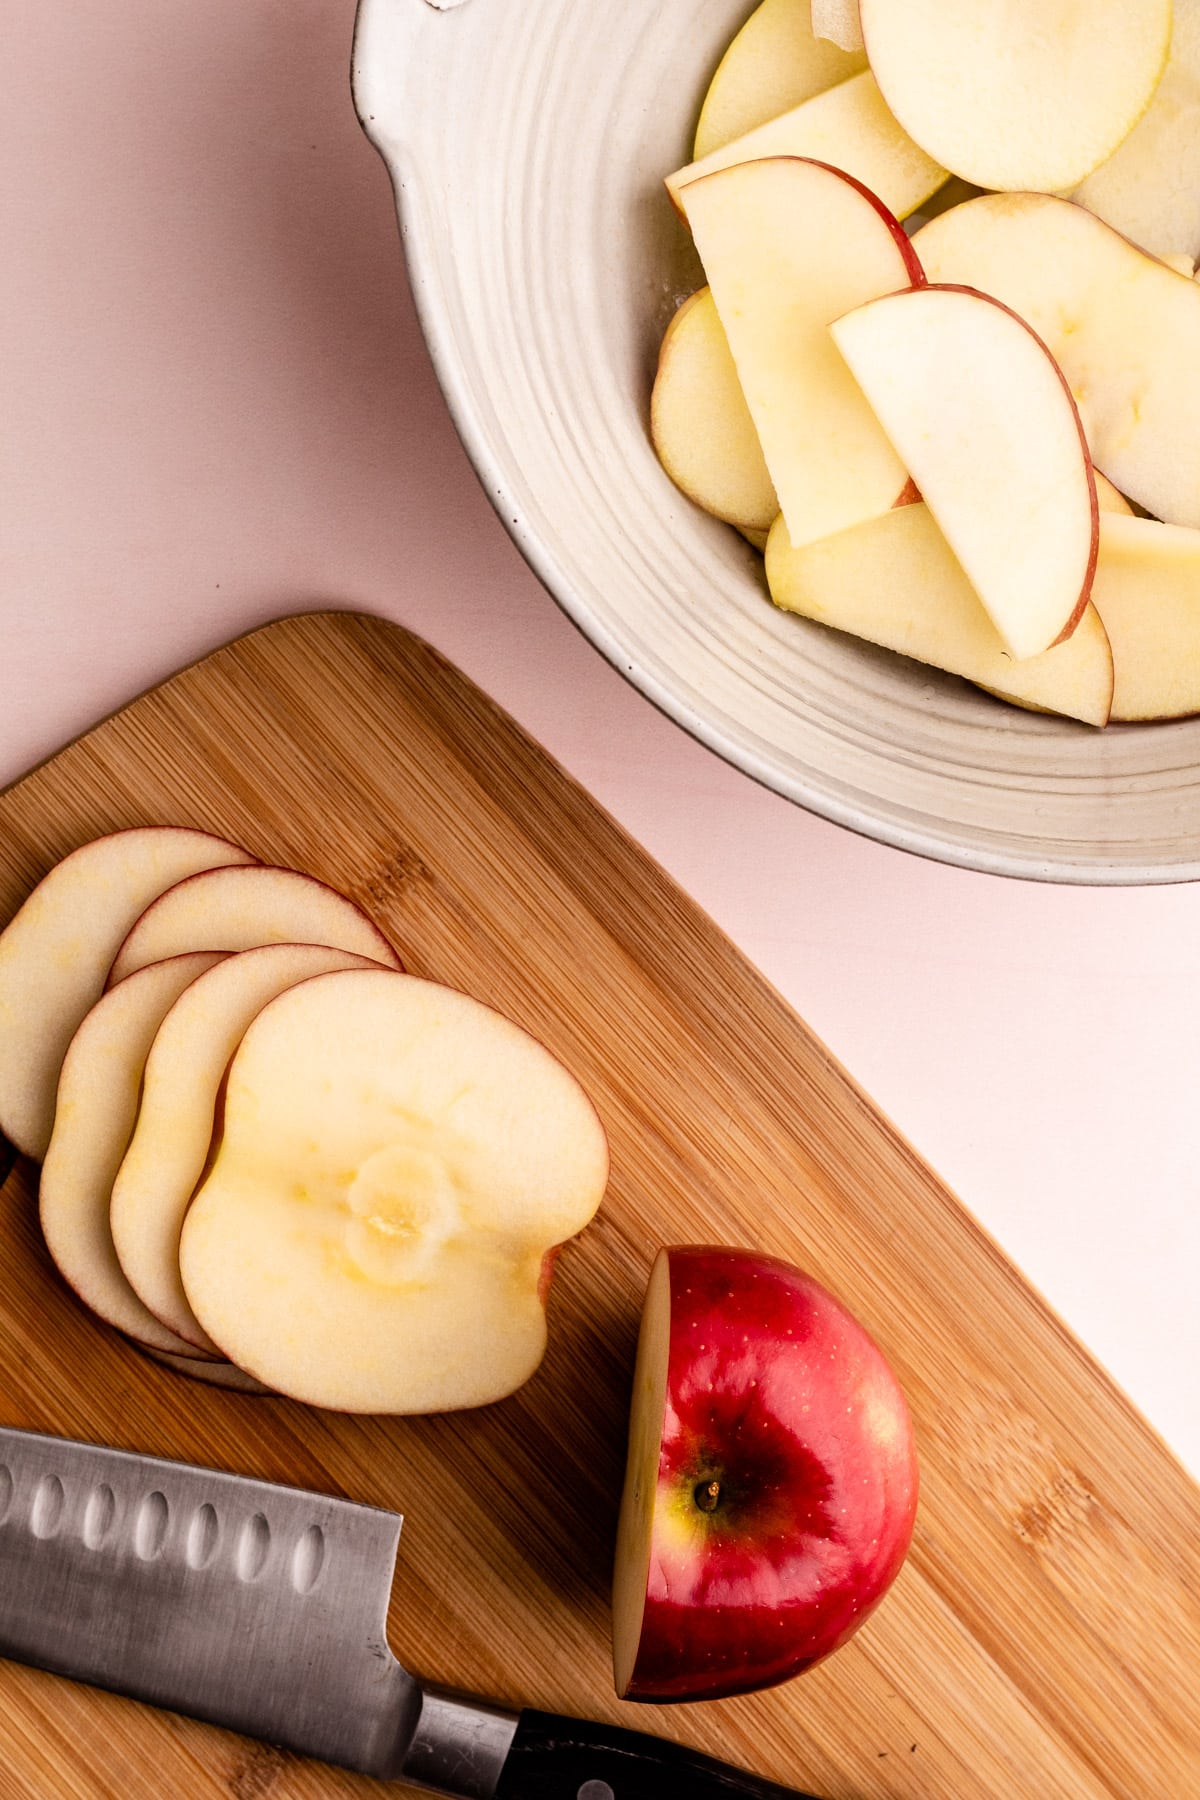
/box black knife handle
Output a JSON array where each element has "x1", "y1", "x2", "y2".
[{"x1": 491, "y1": 1710, "x2": 824, "y2": 1800}]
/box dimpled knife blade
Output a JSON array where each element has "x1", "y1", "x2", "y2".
[{"x1": 0, "y1": 1424, "x2": 423, "y2": 1776}]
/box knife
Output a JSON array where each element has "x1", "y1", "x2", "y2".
[{"x1": 0, "y1": 1426, "x2": 824, "y2": 1798}]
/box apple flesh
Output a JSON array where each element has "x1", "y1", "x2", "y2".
[
  {"x1": 1090, "y1": 514, "x2": 1200, "y2": 720},
  {"x1": 110, "y1": 943, "x2": 385, "y2": 1354},
  {"x1": 830, "y1": 284, "x2": 1098, "y2": 659},
  {"x1": 139, "y1": 1346, "x2": 269, "y2": 1394},
  {"x1": 693, "y1": 0, "x2": 866, "y2": 160},
  {"x1": 178, "y1": 969, "x2": 609, "y2": 1413},
  {"x1": 40, "y1": 951, "x2": 228, "y2": 1358},
  {"x1": 651, "y1": 288, "x2": 777, "y2": 532},
  {"x1": 0, "y1": 828, "x2": 255, "y2": 1160},
  {"x1": 914, "y1": 192, "x2": 1200, "y2": 530},
  {"x1": 766, "y1": 507, "x2": 1113, "y2": 727},
  {"x1": 679, "y1": 156, "x2": 923, "y2": 550},
  {"x1": 668, "y1": 71, "x2": 948, "y2": 225},
  {"x1": 810, "y1": 0, "x2": 862, "y2": 54},
  {"x1": 613, "y1": 1246, "x2": 917, "y2": 1703},
  {"x1": 108, "y1": 863, "x2": 401, "y2": 985},
  {"x1": 859, "y1": 0, "x2": 1171, "y2": 193}
]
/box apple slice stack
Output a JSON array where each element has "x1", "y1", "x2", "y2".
[
  {"x1": 652, "y1": 0, "x2": 1200, "y2": 726},
  {"x1": 0, "y1": 827, "x2": 608, "y2": 1412}
]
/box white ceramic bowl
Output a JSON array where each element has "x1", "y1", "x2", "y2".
[{"x1": 353, "y1": 0, "x2": 1200, "y2": 884}]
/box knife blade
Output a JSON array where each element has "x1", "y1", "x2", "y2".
[{"x1": 0, "y1": 1426, "x2": 823, "y2": 1798}]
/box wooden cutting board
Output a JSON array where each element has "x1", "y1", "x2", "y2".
[{"x1": 0, "y1": 612, "x2": 1196, "y2": 1799}]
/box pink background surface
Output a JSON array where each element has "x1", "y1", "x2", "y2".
[{"x1": 3, "y1": 3, "x2": 1197, "y2": 1473}]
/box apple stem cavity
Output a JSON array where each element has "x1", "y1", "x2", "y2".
[{"x1": 694, "y1": 1477, "x2": 722, "y2": 1514}]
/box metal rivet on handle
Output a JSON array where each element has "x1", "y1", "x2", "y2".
[{"x1": 577, "y1": 1783, "x2": 615, "y2": 1800}]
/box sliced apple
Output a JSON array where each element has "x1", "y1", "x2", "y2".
[
  {"x1": 859, "y1": 0, "x2": 1171, "y2": 194},
  {"x1": 1089, "y1": 514, "x2": 1200, "y2": 721},
  {"x1": 0, "y1": 828, "x2": 256, "y2": 1160},
  {"x1": 110, "y1": 943, "x2": 386, "y2": 1353},
  {"x1": 178, "y1": 969, "x2": 609, "y2": 1413},
  {"x1": 1074, "y1": 1, "x2": 1200, "y2": 265},
  {"x1": 108, "y1": 863, "x2": 401, "y2": 985},
  {"x1": 40, "y1": 951, "x2": 228, "y2": 1357},
  {"x1": 1093, "y1": 472, "x2": 1134, "y2": 517},
  {"x1": 1161, "y1": 253, "x2": 1198, "y2": 277},
  {"x1": 679, "y1": 157, "x2": 923, "y2": 550},
  {"x1": 914, "y1": 193, "x2": 1200, "y2": 530},
  {"x1": 810, "y1": 0, "x2": 863, "y2": 54},
  {"x1": 765, "y1": 507, "x2": 1114, "y2": 727},
  {"x1": 831, "y1": 284, "x2": 1097, "y2": 659},
  {"x1": 693, "y1": 0, "x2": 866, "y2": 159},
  {"x1": 139, "y1": 1346, "x2": 269, "y2": 1394},
  {"x1": 651, "y1": 288, "x2": 777, "y2": 532},
  {"x1": 668, "y1": 71, "x2": 948, "y2": 224}
]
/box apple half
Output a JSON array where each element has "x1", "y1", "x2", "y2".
[
  {"x1": 693, "y1": 0, "x2": 866, "y2": 160},
  {"x1": 178, "y1": 970, "x2": 609, "y2": 1413},
  {"x1": 766, "y1": 507, "x2": 1113, "y2": 727},
  {"x1": 669, "y1": 72, "x2": 947, "y2": 227},
  {"x1": 679, "y1": 156, "x2": 923, "y2": 550},
  {"x1": 40, "y1": 951, "x2": 228, "y2": 1358},
  {"x1": 859, "y1": 0, "x2": 1171, "y2": 193},
  {"x1": 830, "y1": 283, "x2": 1098, "y2": 659},
  {"x1": 108, "y1": 863, "x2": 401, "y2": 985},
  {"x1": 110, "y1": 943, "x2": 386, "y2": 1353},
  {"x1": 652, "y1": 288, "x2": 777, "y2": 532},
  {"x1": 613, "y1": 1246, "x2": 917, "y2": 1703},
  {"x1": 914, "y1": 193, "x2": 1200, "y2": 530},
  {"x1": 0, "y1": 828, "x2": 255, "y2": 1160}
]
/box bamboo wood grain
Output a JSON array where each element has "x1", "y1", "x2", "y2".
[{"x1": 0, "y1": 613, "x2": 1196, "y2": 1799}]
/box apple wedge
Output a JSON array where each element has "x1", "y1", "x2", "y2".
[
  {"x1": 178, "y1": 969, "x2": 609, "y2": 1413},
  {"x1": 0, "y1": 828, "x2": 255, "y2": 1160},
  {"x1": 1074, "y1": 1, "x2": 1200, "y2": 265},
  {"x1": 40, "y1": 951, "x2": 228, "y2": 1357},
  {"x1": 652, "y1": 288, "x2": 777, "y2": 532},
  {"x1": 859, "y1": 0, "x2": 1171, "y2": 193},
  {"x1": 693, "y1": 0, "x2": 866, "y2": 160},
  {"x1": 668, "y1": 71, "x2": 948, "y2": 224},
  {"x1": 765, "y1": 507, "x2": 1114, "y2": 727},
  {"x1": 831, "y1": 284, "x2": 1097, "y2": 659},
  {"x1": 108, "y1": 863, "x2": 400, "y2": 985},
  {"x1": 914, "y1": 193, "x2": 1200, "y2": 530},
  {"x1": 679, "y1": 157, "x2": 923, "y2": 550},
  {"x1": 613, "y1": 1246, "x2": 917, "y2": 1703},
  {"x1": 110, "y1": 943, "x2": 386, "y2": 1353},
  {"x1": 810, "y1": 0, "x2": 862, "y2": 54},
  {"x1": 1090, "y1": 515, "x2": 1200, "y2": 721},
  {"x1": 1093, "y1": 472, "x2": 1134, "y2": 518}
]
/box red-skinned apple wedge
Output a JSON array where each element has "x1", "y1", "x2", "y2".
[{"x1": 613, "y1": 1246, "x2": 917, "y2": 1703}]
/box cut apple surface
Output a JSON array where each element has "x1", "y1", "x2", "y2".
[
  {"x1": 1093, "y1": 472, "x2": 1134, "y2": 518},
  {"x1": 652, "y1": 288, "x2": 777, "y2": 531},
  {"x1": 679, "y1": 156, "x2": 922, "y2": 550},
  {"x1": 766, "y1": 507, "x2": 1113, "y2": 726},
  {"x1": 830, "y1": 283, "x2": 1097, "y2": 659},
  {"x1": 809, "y1": 0, "x2": 863, "y2": 55},
  {"x1": 914, "y1": 193, "x2": 1200, "y2": 530},
  {"x1": 178, "y1": 970, "x2": 609, "y2": 1413},
  {"x1": 693, "y1": 0, "x2": 866, "y2": 160},
  {"x1": 1090, "y1": 515, "x2": 1200, "y2": 720},
  {"x1": 40, "y1": 951, "x2": 228, "y2": 1358},
  {"x1": 108, "y1": 863, "x2": 401, "y2": 986},
  {"x1": 1074, "y1": 0, "x2": 1200, "y2": 264},
  {"x1": 668, "y1": 71, "x2": 948, "y2": 224},
  {"x1": 0, "y1": 828, "x2": 255, "y2": 1161},
  {"x1": 613, "y1": 1246, "x2": 917, "y2": 1703},
  {"x1": 859, "y1": 0, "x2": 1171, "y2": 193},
  {"x1": 110, "y1": 943, "x2": 385, "y2": 1354}
]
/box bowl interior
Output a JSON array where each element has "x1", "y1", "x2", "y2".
[{"x1": 354, "y1": 0, "x2": 1200, "y2": 882}]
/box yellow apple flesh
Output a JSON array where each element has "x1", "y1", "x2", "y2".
[
  {"x1": 693, "y1": 0, "x2": 866, "y2": 160},
  {"x1": 809, "y1": 0, "x2": 863, "y2": 55},
  {"x1": 859, "y1": 0, "x2": 1171, "y2": 193},
  {"x1": 1090, "y1": 515, "x2": 1200, "y2": 720},
  {"x1": 179, "y1": 970, "x2": 609, "y2": 1413},
  {"x1": 0, "y1": 828, "x2": 255, "y2": 1161}
]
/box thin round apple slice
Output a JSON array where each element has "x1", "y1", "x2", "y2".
[
  {"x1": 0, "y1": 828, "x2": 256, "y2": 1160},
  {"x1": 178, "y1": 969, "x2": 609, "y2": 1414},
  {"x1": 40, "y1": 951, "x2": 229, "y2": 1358},
  {"x1": 110, "y1": 944, "x2": 388, "y2": 1354},
  {"x1": 139, "y1": 1347, "x2": 270, "y2": 1394},
  {"x1": 613, "y1": 1246, "x2": 917, "y2": 1703},
  {"x1": 108, "y1": 863, "x2": 401, "y2": 986}
]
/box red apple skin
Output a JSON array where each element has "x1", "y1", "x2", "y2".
[{"x1": 626, "y1": 1246, "x2": 917, "y2": 1704}]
